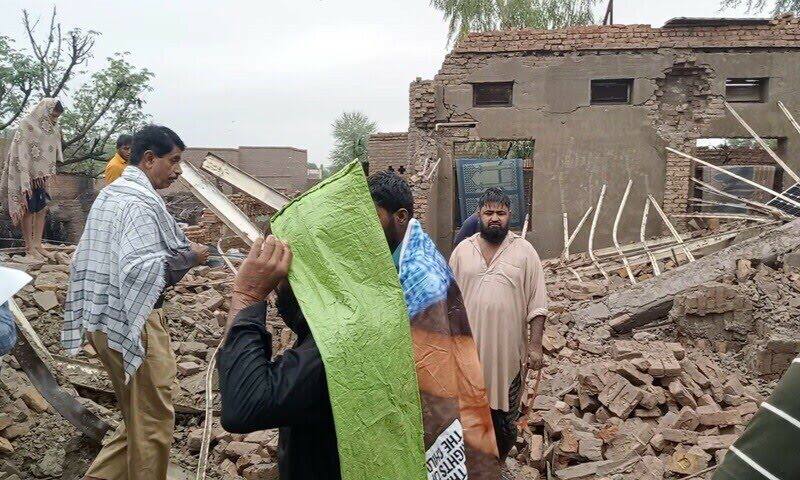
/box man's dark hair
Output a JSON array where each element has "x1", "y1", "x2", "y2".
[
  {"x1": 367, "y1": 170, "x2": 414, "y2": 217},
  {"x1": 478, "y1": 187, "x2": 511, "y2": 210},
  {"x1": 116, "y1": 134, "x2": 133, "y2": 149},
  {"x1": 130, "y1": 125, "x2": 185, "y2": 166}
]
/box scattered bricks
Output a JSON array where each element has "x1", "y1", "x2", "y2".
[
  {"x1": 681, "y1": 361, "x2": 710, "y2": 388},
  {"x1": 631, "y1": 357, "x2": 651, "y2": 372},
  {"x1": 697, "y1": 407, "x2": 743, "y2": 427},
  {"x1": 529, "y1": 434, "x2": 544, "y2": 464},
  {"x1": 613, "y1": 361, "x2": 654, "y2": 386},
  {"x1": 697, "y1": 434, "x2": 737, "y2": 451},
  {"x1": 219, "y1": 459, "x2": 239, "y2": 478},
  {"x1": 32, "y1": 291, "x2": 58, "y2": 311},
  {"x1": 639, "y1": 389, "x2": 658, "y2": 410},
  {"x1": 667, "y1": 343, "x2": 686, "y2": 360},
  {"x1": 697, "y1": 394, "x2": 719, "y2": 408},
  {"x1": 736, "y1": 402, "x2": 759, "y2": 416},
  {"x1": 554, "y1": 460, "x2": 612, "y2": 479},
  {"x1": 672, "y1": 406, "x2": 700, "y2": 431},
  {"x1": 543, "y1": 410, "x2": 564, "y2": 436},
  {"x1": 19, "y1": 387, "x2": 49, "y2": 413},
  {"x1": 224, "y1": 441, "x2": 260, "y2": 459},
  {"x1": 608, "y1": 383, "x2": 644, "y2": 419},
  {"x1": 724, "y1": 377, "x2": 746, "y2": 397},
  {"x1": 558, "y1": 427, "x2": 580, "y2": 456},
  {"x1": 177, "y1": 361, "x2": 203, "y2": 376},
  {"x1": 188, "y1": 429, "x2": 204, "y2": 453},
  {"x1": 595, "y1": 407, "x2": 611, "y2": 424},
  {"x1": 0, "y1": 437, "x2": 13, "y2": 454},
  {"x1": 236, "y1": 454, "x2": 261, "y2": 471},
  {"x1": 0, "y1": 413, "x2": 12, "y2": 431},
  {"x1": 668, "y1": 445, "x2": 710, "y2": 475},
  {"x1": 532, "y1": 395, "x2": 558, "y2": 411},
  {"x1": 578, "y1": 339, "x2": 604, "y2": 355},
  {"x1": 3, "y1": 422, "x2": 30, "y2": 439},
  {"x1": 635, "y1": 407, "x2": 662, "y2": 418},
  {"x1": 243, "y1": 463, "x2": 279, "y2": 480},
  {"x1": 554, "y1": 401, "x2": 571, "y2": 414},
  {"x1": 650, "y1": 433, "x2": 667, "y2": 452},
  {"x1": 244, "y1": 430, "x2": 274, "y2": 444},
  {"x1": 578, "y1": 364, "x2": 606, "y2": 395},
  {"x1": 197, "y1": 289, "x2": 225, "y2": 312},
  {"x1": 542, "y1": 325, "x2": 566, "y2": 353},
  {"x1": 605, "y1": 423, "x2": 654, "y2": 461},
  {"x1": 715, "y1": 449, "x2": 727, "y2": 464},
  {"x1": 578, "y1": 434, "x2": 603, "y2": 461},
  {"x1": 611, "y1": 340, "x2": 642, "y2": 360},
  {"x1": 668, "y1": 379, "x2": 697, "y2": 409},
  {"x1": 660, "y1": 428, "x2": 699, "y2": 444},
  {"x1": 178, "y1": 341, "x2": 208, "y2": 356}
]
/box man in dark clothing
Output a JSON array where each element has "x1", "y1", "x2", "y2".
[
  {"x1": 217, "y1": 236, "x2": 342, "y2": 479},
  {"x1": 453, "y1": 211, "x2": 479, "y2": 246}
]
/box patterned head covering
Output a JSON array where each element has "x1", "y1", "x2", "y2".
[{"x1": 1, "y1": 98, "x2": 64, "y2": 224}]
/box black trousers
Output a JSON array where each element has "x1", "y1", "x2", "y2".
[{"x1": 490, "y1": 371, "x2": 522, "y2": 461}]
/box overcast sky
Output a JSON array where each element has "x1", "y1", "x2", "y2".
[{"x1": 1, "y1": 0, "x2": 755, "y2": 165}]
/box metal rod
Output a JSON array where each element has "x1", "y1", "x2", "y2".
[
  {"x1": 690, "y1": 198, "x2": 759, "y2": 211},
  {"x1": 561, "y1": 213, "x2": 570, "y2": 260},
  {"x1": 778, "y1": 101, "x2": 800, "y2": 138},
  {"x1": 691, "y1": 177, "x2": 793, "y2": 219},
  {"x1": 588, "y1": 185, "x2": 610, "y2": 280},
  {"x1": 671, "y1": 212, "x2": 774, "y2": 223},
  {"x1": 724, "y1": 101, "x2": 800, "y2": 185},
  {"x1": 667, "y1": 147, "x2": 800, "y2": 209},
  {"x1": 561, "y1": 206, "x2": 594, "y2": 257},
  {"x1": 612, "y1": 179, "x2": 636, "y2": 283},
  {"x1": 640, "y1": 200, "x2": 661, "y2": 276},
  {"x1": 648, "y1": 194, "x2": 696, "y2": 262}
]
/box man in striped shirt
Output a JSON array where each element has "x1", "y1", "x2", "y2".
[{"x1": 713, "y1": 357, "x2": 800, "y2": 479}]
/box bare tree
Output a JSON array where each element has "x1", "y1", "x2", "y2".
[
  {"x1": 0, "y1": 8, "x2": 154, "y2": 172},
  {"x1": 720, "y1": 0, "x2": 800, "y2": 14}
]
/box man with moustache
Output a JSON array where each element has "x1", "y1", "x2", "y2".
[{"x1": 449, "y1": 187, "x2": 549, "y2": 460}]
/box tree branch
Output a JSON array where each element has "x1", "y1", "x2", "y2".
[{"x1": 63, "y1": 82, "x2": 125, "y2": 148}]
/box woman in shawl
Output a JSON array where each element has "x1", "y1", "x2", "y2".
[{"x1": 1, "y1": 98, "x2": 64, "y2": 259}]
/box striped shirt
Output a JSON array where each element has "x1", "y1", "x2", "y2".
[{"x1": 713, "y1": 357, "x2": 800, "y2": 480}]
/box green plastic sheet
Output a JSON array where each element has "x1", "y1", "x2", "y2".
[{"x1": 271, "y1": 161, "x2": 427, "y2": 480}]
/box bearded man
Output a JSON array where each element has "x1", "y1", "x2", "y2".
[{"x1": 449, "y1": 187, "x2": 549, "y2": 460}]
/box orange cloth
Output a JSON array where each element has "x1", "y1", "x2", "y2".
[{"x1": 104, "y1": 153, "x2": 127, "y2": 185}]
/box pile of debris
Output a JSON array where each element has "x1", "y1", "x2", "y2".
[
  {"x1": 0, "y1": 246, "x2": 296, "y2": 479},
  {"x1": 513, "y1": 333, "x2": 761, "y2": 479}
]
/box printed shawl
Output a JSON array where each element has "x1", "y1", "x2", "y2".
[
  {"x1": 1, "y1": 98, "x2": 63, "y2": 224},
  {"x1": 62, "y1": 166, "x2": 189, "y2": 380},
  {"x1": 398, "y1": 218, "x2": 500, "y2": 479}
]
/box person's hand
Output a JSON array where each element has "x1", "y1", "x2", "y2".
[
  {"x1": 528, "y1": 344, "x2": 544, "y2": 370},
  {"x1": 189, "y1": 242, "x2": 210, "y2": 266},
  {"x1": 232, "y1": 236, "x2": 292, "y2": 304}
]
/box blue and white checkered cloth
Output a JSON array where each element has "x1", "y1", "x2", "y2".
[{"x1": 397, "y1": 219, "x2": 454, "y2": 318}]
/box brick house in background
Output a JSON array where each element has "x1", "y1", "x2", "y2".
[{"x1": 368, "y1": 16, "x2": 800, "y2": 257}]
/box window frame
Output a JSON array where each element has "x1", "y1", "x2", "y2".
[
  {"x1": 725, "y1": 78, "x2": 768, "y2": 103},
  {"x1": 590, "y1": 78, "x2": 634, "y2": 105},
  {"x1": 472, "y1": 81, "x2": 514, "y2": 108}
]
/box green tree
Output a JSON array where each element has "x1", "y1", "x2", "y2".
[
  {"x1": 720, "y1": 0, "x2": 800, "y2": 14},
  {"x1": 0, "y1": 8, "x2": 153, "y2": 174},
  {"x1": 431, "y1": 0, "x2": 600, "y2": 44},
  {"x1": 329, "y1": 111, "x2": 377, "y2": 170}
]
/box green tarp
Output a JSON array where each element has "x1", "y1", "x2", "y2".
[{"x1": 271, "y1": 161, "x2": 427, "y2": 480}]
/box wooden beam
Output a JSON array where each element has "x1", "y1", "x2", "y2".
[
  {"x1": 648, "y1": 194, "x2": 695, "y2": 262},
  {"x1": 588, "y1": 186, "x2": 610, "y2": 280},
  {"x1": 612, "y1": 179, "x2": 636, "y2": 283}
]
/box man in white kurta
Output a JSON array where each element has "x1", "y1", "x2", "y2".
[{"x1": 449, "y1": 187, "x2": 548, "y2": 459}]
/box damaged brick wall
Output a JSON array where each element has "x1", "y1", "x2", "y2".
[
  {"x1": 366, "y1": 132, "x2": 411, "y2": 176},
  {"x1": 394, "y1": 16, "x2": 800, "y2": 256}
]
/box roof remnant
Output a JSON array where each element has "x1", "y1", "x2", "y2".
[{"x1": 663, "y1": 17, "x2": 771, "y2": 28}]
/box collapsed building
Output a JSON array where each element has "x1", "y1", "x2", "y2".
[{"x1": 368, "y1": 15, "x2": 800, "y2": 257}]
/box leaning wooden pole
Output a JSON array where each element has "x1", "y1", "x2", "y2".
[
  {"x1": 667, "y1": 147, "x2": 800, "y2": 209},
  {"x1": 640, "y1": 200, "x2": 661, "y2": 276},
  {"x1": 562, "y1": 207, "x2": 594, "y2": 257},
  {"x1": 560, "y1": 212, "x2": 583, "y2": 282},
  {"x1": 778, "y1": 101, "x2": 800, "y2": 139},
  {"x1": 725, "y1": 101, "x2": 800, "y2": 185},
  {"x1": 588, "y1": 186, "x2": 610, "y2": 280},
  {"x1": 648, "y1": 194, "x2": 696, "y2": 262},
  {"x1": 612, "y1": 179, "x2": 636, "y2": 284}
]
